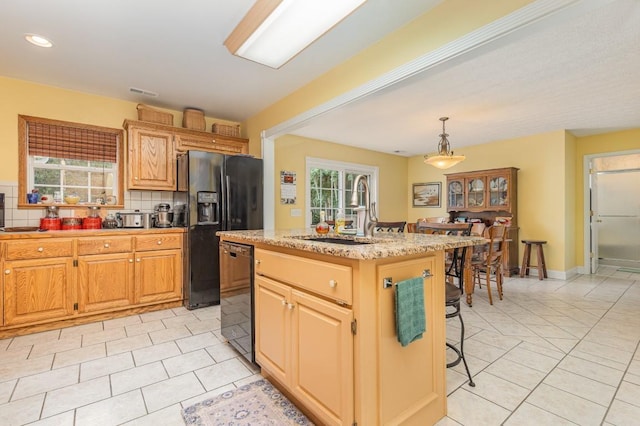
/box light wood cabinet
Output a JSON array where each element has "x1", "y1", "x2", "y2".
[
  {"x1": 77, "y1": 236, "x2": 135, "y2": 313},
  {"x1": 4, "y1": 257, "x2": 75, "y2": 326},
  {"x1": 3, "y1": 239, "x2": 75, "y2": 326},
  {"x1": 250, "y1": 244, "x2": 446, "y2": 426},
  {"x1": 134, "y1": 249, "x2": 182, "y2": 304},
  {"x1": 255, "y1": 249, "x2": 354, "y2": 426},
  {"x1": 134, "y1": 234, "x2": 182, "y2": 304},
  {"x1": 175, "y1": 132, "x2": 248, "y2": 155},
  {"x1": 446, "y1": 167, "x2": 520, "y2": 275},
  {"x1": 124, "y1": 120, "x2": 248, "y2": 191},
  {"x1": 376, "y1": 256, "x2": 444, "y2": 425},
  {"x1": 126, "y1": 124, "x2": 175, "y2": 190},
  {"x1": 1, "y1": 230, "x2": 184, "y2": 334}
]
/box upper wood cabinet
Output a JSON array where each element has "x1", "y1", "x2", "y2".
[
  {"x1": 126, "y1": 124, "x2": 175, "y2": 190},
  {"x1": 446, "y1": 167, "x2": 518, "y2": 216},
  {"x1": 124, "y1": 120, "x2": 248, "y2": 191},
  {"x1": 175, "y1": 132, "x2": 248, "y2": 155}
]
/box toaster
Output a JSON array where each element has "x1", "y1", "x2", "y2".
[{"x1": 116, "y1": 211, "x2": 144, "y2": 228}]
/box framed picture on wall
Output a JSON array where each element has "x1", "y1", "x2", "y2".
[{"x1": 412, "y1": 182, "x2": 441, "y2": 207}]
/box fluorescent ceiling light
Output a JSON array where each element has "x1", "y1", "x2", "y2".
[
  {"x1": 224, "y1": 0, "x2": 366, "y2": 69},
  {"x1": 25, "y1": 33, "x2": 53, "y2": 48}
]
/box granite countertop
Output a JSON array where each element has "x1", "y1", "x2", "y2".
[{"x1": 217, "y1": 229, "x2": 486, "y2": 260}]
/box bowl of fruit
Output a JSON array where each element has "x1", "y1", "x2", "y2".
[{"x1": 64, "y1": 194, "x2": 81, "y2": 205}]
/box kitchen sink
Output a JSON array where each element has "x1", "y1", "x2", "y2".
[{"x1": 305, "y1": 237, "x2": 373, "y2": 245}]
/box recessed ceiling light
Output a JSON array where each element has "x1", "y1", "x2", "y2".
[{"x1": 25, "y1": 34, "x2": 53, "y2": 48}]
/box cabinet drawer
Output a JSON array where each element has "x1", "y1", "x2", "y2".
[
  {"x1": 135, "y1": 234, "x2": 182, "y2": 251},
  {"x1": 255, "y1": 249, "x2": 352, "y2": 305},
  {"x1": 5, "y1": 239, "x2": 74, "y2": 260},
  {"x1": 78, "y1": 236, "x2": 133, "y2": 255}
]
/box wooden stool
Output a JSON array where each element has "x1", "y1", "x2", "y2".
[{"x1": 520, "y1": 240, "x2": 548, "y2": 280}]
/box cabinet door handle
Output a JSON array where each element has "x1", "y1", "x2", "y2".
[
  {"x1": 4, "y1": 269, "x2": 10, "y2": 275},
  {"x1": 37, "y1": 247, "x2": 44, "y2": 252},
  {"x1": 136, "y1": 258, "x2": 141, "y2": 262},
  {"x1": 157, "y1": 240, "x2": 162, "y2": 245},
  {"x1": 104, "y1": 243, "x2": 110, "y2": 248},
  {"x1": 329, "y1": 279, "x2": 337, "y2": 288},
  {"x1": 287, "y1": 303, "x2": 295, "y2": 310},
  {"x1": 281, "y1": 299, "x2": 287, "y2": 306},
  {"x1": 129, "y1": 259, "x2": 134, "y2": 263},
  {"x1": 255, "y1": 259, "x2": 261, "y2": 266}
]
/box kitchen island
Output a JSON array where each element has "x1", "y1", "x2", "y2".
[{"x1": 217, "y1": 229, "x2": 484, "y2": 426}]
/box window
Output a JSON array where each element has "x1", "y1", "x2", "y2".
[
  {"x1": 18, "y1": 115, "x2": 124, "y2": 207},
  {"x1": 306, "y1": 157, "x2": 378, "y2": 227}
]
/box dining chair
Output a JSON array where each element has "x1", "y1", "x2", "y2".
[
  {"x1": 417, "y1": 216, "x2": 448, "y2": 225},
  {"x1": 471, "y1": 225, "x2": 507, "y2": 305},
  {"x1": 415, "y1": 222, "x2": 473, "y2": 291},
  {"x1": 375, "y1": 221, "x2": 406, "y2": 232}
]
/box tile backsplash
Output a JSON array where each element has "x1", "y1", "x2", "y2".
[{"x1": 0, "y1": 181, "x2": 175, "y2": 228}]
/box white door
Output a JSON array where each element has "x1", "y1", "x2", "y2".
[
  {"x1": 595, "y1": 170, "x2": 640, "y2": 269},
  {"x1": 590, "y1": 169, "x2": 599, "y2": 273}
]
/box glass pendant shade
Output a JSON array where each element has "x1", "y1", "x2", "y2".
[{"x1": 423, "y1": 117, "x2": 465, "y2": 169}]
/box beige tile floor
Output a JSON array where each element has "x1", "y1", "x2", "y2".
[{"x1": 0, "y1": 265, "x2": 638, "y2": 425}]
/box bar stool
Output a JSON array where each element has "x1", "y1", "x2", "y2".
[
  {"x1": 445, "y1": 282, "x2": 475, "y2": 387},
  {"x1": 520, "y1": 240, "x2": 548, "y2": 280}
]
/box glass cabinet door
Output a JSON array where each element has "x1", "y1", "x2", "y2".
[
  {"x1": 448, "y1": 180, "x2": 464, "y2": 209},
  {"x1": 489, "y1": 175, "x2": 508, "y2": 207},
  {"x1": 466, "y1": 177, "x2": 485, "y2": 208}
]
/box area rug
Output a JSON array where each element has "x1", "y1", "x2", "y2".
[{"x1": 181, "y1": 378, "x2": 314, "y2": 426}]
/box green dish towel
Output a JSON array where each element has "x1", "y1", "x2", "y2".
[{"x1": 395, "y1": 277, "x2": 427, "y2": 347}]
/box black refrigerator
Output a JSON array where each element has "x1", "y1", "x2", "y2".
[{"x1": 174, "y1": 150, "x2": 263, "y2": 310}]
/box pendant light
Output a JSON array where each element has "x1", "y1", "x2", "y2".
[{"x1": 423, "y1": 117, "x2": 465, "y2": 169}]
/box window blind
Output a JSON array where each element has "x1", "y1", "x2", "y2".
[{"x1": 27, "y1": 120, "x2": 118, "y2": 163}]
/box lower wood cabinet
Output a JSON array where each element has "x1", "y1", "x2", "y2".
[
  {"x1": 1, "y1": 231, "x2": 183, "y2": 331},
  {"x1": 3, "y1": 257, "x2": 75, "y2": 326},
  {"x1": 78, "y1": 252, "x2": 135, "y2": 313},
  {"x1": 255, "y1": 275, "x2": 354, "y2": 426},
  {"x1": 135, "y1": 249, "x2": 182, "y2": 304}
]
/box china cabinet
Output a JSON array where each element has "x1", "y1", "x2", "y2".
[{"x1": 446, "y1": 167, "x2": 519, "y2": 275}]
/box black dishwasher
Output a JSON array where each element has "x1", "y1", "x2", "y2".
[{"x1": 220, "y1": 241, "x2": 256, "y2": 364}]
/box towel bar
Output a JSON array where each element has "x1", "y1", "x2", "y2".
[{"x1": 383, "y1": 269, "x2": 432, "y2": 289}]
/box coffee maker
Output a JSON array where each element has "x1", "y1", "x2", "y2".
[{"x1": 197, "y1": 191, "x2": 217, "y2": 224}]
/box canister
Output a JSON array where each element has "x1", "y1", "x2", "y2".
[{"x1": 61, "y1": 217, "x2": 83, "y2": 230}]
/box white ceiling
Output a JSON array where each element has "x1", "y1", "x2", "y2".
[{"x1": 1, "y1": 0, "x2": 639, "y2": 157}]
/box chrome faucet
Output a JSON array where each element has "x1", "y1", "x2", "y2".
[{"x1": 349, "y1": 174, "x2": 378, "y2": 237}]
